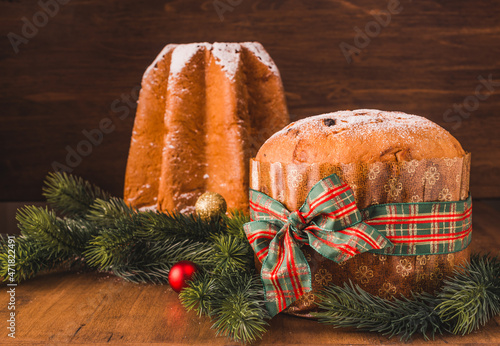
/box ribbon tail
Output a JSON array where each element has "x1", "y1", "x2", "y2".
[
  {"x1": 306, "y1": 222, "x2": 393, "y2": 263},
  {"x1": 261, "y1": 227, "x2": 312, "y2": 317}
]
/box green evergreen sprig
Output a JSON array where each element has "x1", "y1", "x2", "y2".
[
  {"x1": 0, "y1": 234, "x2": 71, "y2": 282},
  {"x1": 84, "y1": 200, "x2": 144, "y2": 270},
  {"x1": 179, "y1": 269, "x2": 269, "y2": 344},
  {"x1": 222, "y1": 210, "x2": 249, "y2": 238},
  {"x1": 436, "y1": 254, "x2": 500, "y2": 335},
  {"x1": 179, "y1": 271, "x2": 217, "y2": 317},
  {"x1": 2, "y1": 172, "x2": 253, "y2": 285},
  {"x1": 211, "y1": 270, "x2": 269, "y2": 343},
  {"x1": 137, "y1": 210, "x2": 225, "y2": 242},
  {"x1": 86, "y1": 197, "x2": 136, "y2": 228},
  {"x1": 110, "y1": 239, "x2": 214, "y2": 284},
  {"x1": 313, "y1": 283, "x2": 443, "y2": 341},
  {"x1": 43, "y1": 171, "x2": 111, "y2": 217},
  {"x1": 17, "y1": 206, "x2": 89, "y2": 255},
  {"x1": 210, "y1": 234, "x2": 255, "y2": 274},
  {"x1": 313, "y1": 254, "x2": 500, "y2": 341}
]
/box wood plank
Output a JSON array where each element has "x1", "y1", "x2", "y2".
[
  {"x1": 0, "y1": 200, "x2": 498, "y2": 344},
  {"x1": 0, "y1": 0, "x2": 499, "y2": 201}
]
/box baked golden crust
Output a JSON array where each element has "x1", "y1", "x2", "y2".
[
  {"x1": 124, "y1": 42, "x2": 289, "y2": 213},
  {"x1": 252, "y1": 110, "x2": 469, "y2": 317},
  {"x1": 256, "y1": 109, "x2": 464, "y2": 164}
]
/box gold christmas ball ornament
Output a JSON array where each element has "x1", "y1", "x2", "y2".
[{"x1": 195, "y1": 192, "x2": 227, "y2": 220}]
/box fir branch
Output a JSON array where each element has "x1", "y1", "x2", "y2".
[
  {"x1": 17, "y1": 206, "x2": 87, "y2": 255},
  {"x1": 87, "y1": 197, "x2": 136, "y2": 228},
  {"x1": 222, "y1": 210, "x2": 250, "y2": 238},
  {"x1": 180, "y1": 269, "x2": 269, "y2": 344},
  {"x1": 210, "y1": 270, "x2": 270, "y2": 344},
  {"x1": 111, "y1": 261, "x2": 171, "y2": 284},
  {"x1": 179, "y1": 271, "x2": 217, "y2": 317},
  {"x1": 6, "y1": 207, "x2": 98, "y2": 282},
  {"x1": 84, "y1": 228, "x2": 136, "y2": 269},
  {"x1": 84, "y1": 199, "x2": 229, "y2": 281},
  {"x1": 109, "y1": 239, "x2": 214, "y2": 284},
  {"x1": 62, "y1": 217, "x2": 101, "y2": 248},
  {"x1": 43, "y1": 172, "x2": 111, "y2": 217},
  {"x1": 210, "y1": 234, "x2": 254, "y2": 274},
  {"x1": 313, "y1": 282, "x2": 444, "y2": 341},
  {"x1": 0, "y1": 235, "x2": 74, "y2": 282},
  {"x1": 84, "y1": 201, "x2": 144, "y2": 269},
  {"x1": 437, "y1": 254, "x2": 500, "y2": 335},
  {"x1": 138, "y1": 210, "x2": 225, "y2": 242}
]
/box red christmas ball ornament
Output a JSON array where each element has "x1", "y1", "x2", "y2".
[{"x1": 168, "y1": 260, "x2": 198, "y2": 293}]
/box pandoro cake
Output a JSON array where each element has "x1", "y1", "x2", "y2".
[{"x1": 124, "y1": 42, "x2": 290, "y2": 213}]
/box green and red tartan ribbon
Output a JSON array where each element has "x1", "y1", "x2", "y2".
[
  {"x1": 243, "y1": 173, "x2": 472, "y2": 317},
  {"x1": 364, "y1": 196, "x2": 472, "y2": 256}
]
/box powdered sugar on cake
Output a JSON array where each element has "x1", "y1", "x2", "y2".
[
  {"x1": 169, "y1": 43, "x2": 209, "y2": 76},
  {"x1": 259, "y1": 109, "x2": 463, "y2": 164},
  {"x1": 138, "y1": 205, "x2": 157, "y2": 212},
  {"x1": 144, "y1": 44, "x2": 178, "y2": 78},
  {"x1": 212, "y1": 43, "x2": 241, "y2": 80},
  {"x1": 270, "y1": 109, "x2": 446, "y2": 143},
  {"x1": 242, "y1": 42, "x2": 280, "y2": 77},
  {"x1": 164, "y1": 42, "x2": 280, "y2": 80}
]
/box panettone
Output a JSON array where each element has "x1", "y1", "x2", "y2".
[
  {"x1": 257, "y1": 109, "x2": 464, "y2": 165},
  {"x1": 251, "y1": 109, "x2": 471, "y2": 318}
]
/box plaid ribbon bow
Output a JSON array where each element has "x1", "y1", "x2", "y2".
[{"x1": 243, "y1": 174, "x2": 391, "y2": 316}]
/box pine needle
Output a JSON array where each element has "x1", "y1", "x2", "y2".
[
  {"x1": 211, "y1": 270, "x2": 270, "y2": 344},
  {"x1": 179, "y1": 271, "x2": 217, "y2": 317},
  {"x1": 210, "y1": 234, "x2": 254, "y2": 274},
  {"x1": 180, "y1": 269, "x2": 270, "y2": 344},
  {"x1": 0, "y1": 235, "x2": 72, "y2": 282},
  {"x1": 87, "y1": 197, "x2": 136, "y2": 227},
  {"x1": 16, "y1": 206, "x2": 86, "y2": 255},
  {"x1": 138, "y1": 210, "x2": 225, "y2": 242},
  {"x1": 437, "y1": 254, "x2": 500, "y2": 335},
  {"x1": 313, "y1": 282, "x2": 443, "y2": 341},
  {"x1": 109, "y1": 239, "x2": 214, "y2": 284},
  {"x1": 43, "y1": 172, "x2": 110, "y2": 217},
  {"x1": 222, "y1": 210, "x2": 250, "y2": 238}
]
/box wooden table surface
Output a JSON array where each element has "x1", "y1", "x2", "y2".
[{"x1": 1, "y1": 200, "x2": 499, "y2": 345}]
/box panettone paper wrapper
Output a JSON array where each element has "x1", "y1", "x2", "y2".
[{"x1": 250, "y1": 153, "x2": 471, "y2": 318}]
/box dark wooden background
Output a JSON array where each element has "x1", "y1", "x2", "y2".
[{"x1": 1, "y1": 0, "x2": 499, "y2": 202}]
